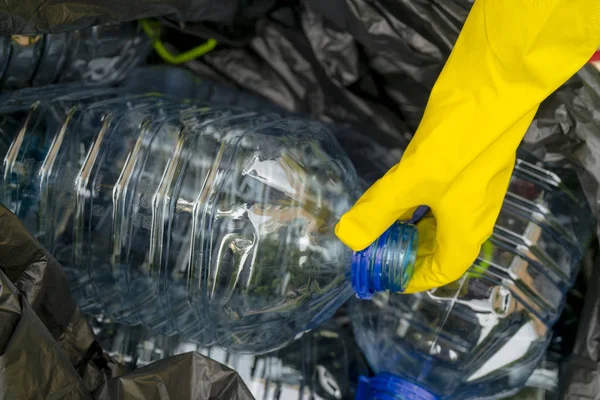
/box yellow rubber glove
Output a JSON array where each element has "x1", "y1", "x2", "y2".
[{"x1": 336, "y1": 0, "x2": 600, "y2": 293}]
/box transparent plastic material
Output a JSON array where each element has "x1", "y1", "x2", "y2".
[
  {"x1": 350, "y1": 153, "x2": 595, "y2": 400},
  {"x1": 0, "y1": 84, "x2": 417, "y2": 353},
  {"x1": 0, "y1": 23, "x2": 149, "y2": 91},
  {"x1": 92, "y1": 315, "x2": 369, "y2": 400}
]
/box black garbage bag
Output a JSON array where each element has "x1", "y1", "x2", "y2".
[
  {"x1": 0, "y1": 204, "x2": 253, "y2": 399},
  {"x1": 93, "y1": 352, "x2": 252, "y2": 400},
  {"x1": 0, "y1": 202, "x2": 105, "y2": 398},
  {"x1": 195, "y1": 0, "x2": 470, "y2": 149}
]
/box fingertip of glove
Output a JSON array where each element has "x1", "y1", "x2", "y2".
[{"x1": 335, "y1": 216, "x2": 374, "y2": 252}]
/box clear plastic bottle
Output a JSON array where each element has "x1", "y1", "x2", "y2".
[
  {"x1": 0, "y1": 83, "x2": 417, "y2": 353},
  {"x1": 0, "y1": 23, "x2": 149, "y2": 91},
  {"x1": 91, "y1": 315, "x2": 370, "y2": 400},
  {"x1": 351, "y1": 152, "x2": 594, "y2": 400}
]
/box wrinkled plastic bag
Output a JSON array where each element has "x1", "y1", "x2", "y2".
[
  {"x1": 0, "y1": 203, "x2": 102, "y2": 398},
  {"x1": 190, "y1": 0, "x2": 470, "y2": 153},
  {"x1": 0, "y1": 203, "x2": 252, "y2": 399},
  {"x1": 523, "y1": 65, "x2": 600, "y2": 240},
  {"x1": 94, "y1": 352, "x2": 252, "y2": 400}
]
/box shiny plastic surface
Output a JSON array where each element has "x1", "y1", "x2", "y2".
[
  {"x1": 0, "y1": 23, "x2": 149, "y2": 91},
  {"x1": 352, "y1": 222, "x2": 417, "y2": 299},
  {"x1": 350, "y1": 154, "x2": 595, "y2": 399},
  {"x1": 0, "y1": 84, "x2": 402, "y2": 353},
  {"x1": 356, "y1": 374, "x2": 438, "y2": 400},
  {"x1": 91, "y1": 316, "x2": 370, "y2": 400}
]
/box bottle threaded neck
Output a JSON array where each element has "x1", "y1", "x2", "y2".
[
  {"x1": 350, "y1": 222, "x2": 417, "y2": 299},
  {"x1": 356, "y1": 373, "x2": 438, "y2": 400}
]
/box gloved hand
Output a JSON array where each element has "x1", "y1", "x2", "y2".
[{"x1": 336, "y1": 0, "x2": 600, "y2": 293}]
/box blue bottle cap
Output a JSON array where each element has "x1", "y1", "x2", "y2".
[
  {"x1": 351, "y1": 222, "x2": 417, "y2": 299},
  {"x1": 355, "y1": 373, "x2": 438, "y2": 400},
  {"x1": 351, "y1": 227, "x2": 389, "y2": 299}
]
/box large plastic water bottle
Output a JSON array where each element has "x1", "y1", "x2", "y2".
[
  {"x1": 0, "y1": 23, "x2": 149, "y2": 91},
  {"x1": 0, "y1": 84, "x2": 417, "y2": 353},
  {"x1": 351, "y1": 152, "x2": 594, "y2": 400}
]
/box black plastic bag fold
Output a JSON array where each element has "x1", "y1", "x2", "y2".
[
  {"x1": 559, "y1": 253, "x2": 600, "y2": 400},
  {"x1": 523, "y1": 65, "x2": 600, "y2": 241},
  {"x1": 93, "y1": 352, "x2": 253, "y2": 400},
  {"x1": 0, "y1": 204, "x2": 253, "y2": 399},
  {"x1": 0, "y1": 265, "x2": 91, "y2": 399}
]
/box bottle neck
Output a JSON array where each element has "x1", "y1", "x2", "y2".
[
  {"x1": 355, "y1": 373, "x2": 438, "y2": 400},
  {"x1": 350, "y1": 222, "x2": 417, "y2": 299}
]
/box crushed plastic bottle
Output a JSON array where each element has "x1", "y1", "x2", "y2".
[
  {"x1": 0, "y1": 23, "x2": 149, "y2": 91},
  {"x1": 0, "y1": 83, "x2": 417, "y2": 353},
  {"x1": 351, "y1": 151, "x2": 595, "y2": 400}
]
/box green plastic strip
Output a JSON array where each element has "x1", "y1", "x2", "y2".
[
  {"x1": 467, "y1": 240, "x2": 494, "y2": 279},
  {"x1": 141, "y1": 19, "x2": 217, "y2": 65}
]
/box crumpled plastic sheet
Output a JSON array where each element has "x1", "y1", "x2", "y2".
[
  {"x1": 94, "y1": 352, "x2": 253, "y2": 400},
  {"x1": 0, "y1": 203, "x2": 96, "y2": 399},
  {"x1": 0, "y1": 271, "x2": 92, "y2": 399},
  {"x1": 523, "y1": 65, "x2": 600, "y2": 242},
  {"x1": 0, "y1": 204, "x2": 253, "y2": 399},
  {"x1": 193, "y1": 0, "x2": 472, "y2": 152}
]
